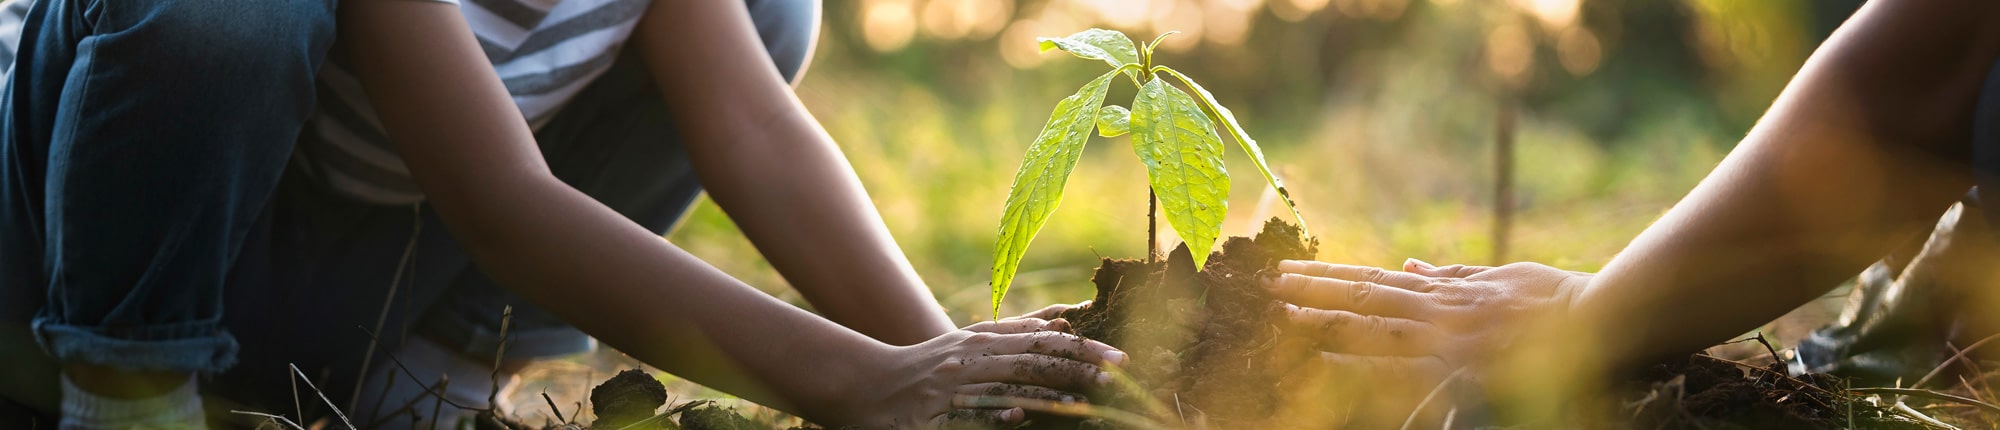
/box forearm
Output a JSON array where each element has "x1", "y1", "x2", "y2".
[
  {"x1": 432, "y1": 175, "x2": 889, "y2": 412},
  {"x1": 635, "y1": 1, "x2": 952, "y2": 344},
  {"x1": 1572, "y1": 0, "x2": 2000, "y2": 368},
  {"x1": 336, "y1": 1, "x2": 888, "y2": 416},
  {"x1": 1575, "y1": 128, "x2": 1963, "y2": 368},
  {"x1": 690, "y1": 110, "x2": 953, "y2": 344}
]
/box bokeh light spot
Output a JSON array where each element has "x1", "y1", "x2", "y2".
[
  {"x1": 862, "y1": 0, "x2": 917, "y2": 52},
  {"x1": 1557, "y1": 26, "x2": 1602, "y2": 76},
  {"x1": 1486, "y1": 23, "x2": 1534, "y2": 86}
]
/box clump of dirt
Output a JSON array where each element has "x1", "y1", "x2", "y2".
[
  {"x1": 1611, "y1": 353, "x2": 1930, "y2": 430},
  {"x1": 591, "y1": 368, "x2": 668, "y2": 429},
  {"x1": 1045, "y1": 218, "x2": 1317, "y2": 428},
  {"x1": 679, "y1": 404, "x2": 766, "y2": 430}
]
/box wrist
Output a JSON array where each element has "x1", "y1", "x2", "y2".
[{"x1": 797, "y1": 339, "x2": 907, "y2": 424}]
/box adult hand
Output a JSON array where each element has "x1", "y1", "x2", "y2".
[
  {"x1": 1262, "y1": 259, "x2": 1590, "y2": 396},
  {"x1": 839, "y1": 318, "x2": 1126, "y2": 429}
]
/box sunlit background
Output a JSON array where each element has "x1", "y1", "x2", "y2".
[
  {"x1": 520, "y1": 0, "x2": 1872, "y2": 421},
  {"x1": 672, "y1": 0, "x2": 1857, "y2": 320}
]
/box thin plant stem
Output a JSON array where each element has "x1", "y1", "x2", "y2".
[
  {"x1": 429, "y1": 375, "x2": 450, "y2": 430},
  {"x1": 229, "y1": 411, "x2": 307, "y2": 430},
  {"x1": 489, "y1": 306, "x2": 514, "y2": 413},
  {"x1": 352, "y1": 203, "x2": 423, "y2": 412},
  {"x1": 1148, "y1": 189, "x2": 1158, "y2": 263},
  {"x1": 290, "y1": 363, "x2": 358, "y2": 430}
]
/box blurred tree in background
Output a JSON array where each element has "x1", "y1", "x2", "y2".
[{"x1": 667, "y1": 0, "x2": 1866, "y2": 322}]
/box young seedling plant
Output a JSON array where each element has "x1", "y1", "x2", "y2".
[{"x1": 990, "y1": 29, "x2": 1308, "y2": 318}]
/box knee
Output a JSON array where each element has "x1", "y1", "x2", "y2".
[
  {"x1": 127, "y1": 0, "x2": 337, "y2": 70},
  {"x1": 745, "y1": 0, "x2": 819, "y2": 85},
  {"x1": 102, "y1": 0, "x2": 336, "y2": 118}
]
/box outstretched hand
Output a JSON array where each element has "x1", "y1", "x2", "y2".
[
  {"x1": 846, "y1": 316, "x2": 1125, "y2": 429},
  {"x1": 1260, "y1": 259, "x2": 1591, "y2": 420}
]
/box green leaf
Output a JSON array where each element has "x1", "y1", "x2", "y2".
[
  {"x1": 990, "y1": 68, "x2": 1121, "y2": 319},
  {"x1": 1038, "y1": 29, "x2": 1141, "y2": 80},
  {"x1": 1097, "y1": 105, "x2": 1131, "y2": 138},
  {"x1": 1130, "y1": 76, "x2": 1229, "y2": 270},
  {"x1": 1143, "y1": 31, "x2": 1179, "y2": 56},
  {"x1": 1158, "y1": 67, "x2": 1308, "y2": 235}
]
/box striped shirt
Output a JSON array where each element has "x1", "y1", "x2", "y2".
[{"x1": 297, "y1": 0, "x2": 650, "y2": 204}]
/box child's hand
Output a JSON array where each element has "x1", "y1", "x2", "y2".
[{"x1": 838, "y1": 318, "x2": 1125, "y2": 428}]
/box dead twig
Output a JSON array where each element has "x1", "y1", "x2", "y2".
[
  {"x1": 1945, "y1": 341, "x2": 1997, "y2": 404},
  {"x1": 1719, "y1": 333, "x2": 1782, "y2": 364},
  {"x1": 365, "y1": 370, "x2": 395, "y2": 427},
  {"x1": 489, "y1": 305, "x2": 514, "y2": 413},
  {"x1": 1697, "y1": 355, "x2": 1839, "y2": 401},
  {"x1": 542, "y1": 389, "x2": 567, "y2": 424},
  {"x1": 1892, "y1": 400, "x2": 1961, "y2": 430},
  {"x1": 1915, "y1": 332, "x2": 2000, "y2": 390},
  {"x1": 354, "y1": 326, "x2": 478, "y2": 410},
  {"x1": 291, "y1": 363, "x2": 359, "y2": 430},
  {"x1": 351, "y1": 204, "x2": 424, "y2": 413},
  {"x1": 230, "y1": 410, "x2": 308, "y2": 430},
  {"x1": 428, "y1": 375, "x2": 450, "y2": 430},
  {"x1": 290, "y1": 363, "x2": 304, "y2": 428},
  {"x1": 363, "y1": 376, "x2": 453, "y2": 429},
  {"x1": 1851, "y1": 388, "x2": 2000, "y2": 414}
]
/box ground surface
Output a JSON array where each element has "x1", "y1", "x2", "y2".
[{"x1": 486, "y1": 221, "x2": 2000, "y2": 429}]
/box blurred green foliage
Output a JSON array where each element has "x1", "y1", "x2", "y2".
[{"x1": 666, "y1": 0, "x2": 1862, "y2": 323}]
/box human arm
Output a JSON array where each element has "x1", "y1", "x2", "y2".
[
  {"x1": 1263, "y1": 0, "x2": 2000, "y2": 377},
  {"x1": 1571, "y1": 0, "x2": 2000, "y2": 369},
  {"x1": 335, "y1": 1, "x2": 1119, "y2": 426},
  {"x1": 634, "y1": 0, "x2": 952, "y2": 345}
]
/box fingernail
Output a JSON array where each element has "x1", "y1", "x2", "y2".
[
  {"x1": 1103, "y1": 350, "x2": 1127, "y2": 365},
  {"x1": 1096, "y1": 371, "x2": 1113, "y2": 385},
  {"x1": 1406, "y1": 258, "x2": 1435, "y2": 269}
]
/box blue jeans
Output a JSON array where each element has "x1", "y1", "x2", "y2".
[
  {"x1": 0, "y1": 0, "x2": 339, "y2": 373},
  {"x1": 0, "y1": 0, "x2": 819, "y2": 414}
]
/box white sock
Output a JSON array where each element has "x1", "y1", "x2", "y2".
[{"x1": 60, "y1": 374, "x2": 207, "y2": 430}]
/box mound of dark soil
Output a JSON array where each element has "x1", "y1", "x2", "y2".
[
  {"x1": 1041, "y1": 218, "x2": 1317, "y2": 428},
  {"x1": 1611, "y1": 353, "x2": 1931, "y2": 430},
  {"x1": 592, "y1": 369, "x2": 669, "y2": 429}
]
